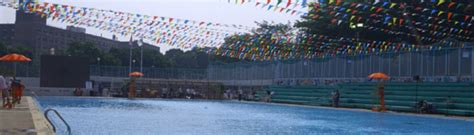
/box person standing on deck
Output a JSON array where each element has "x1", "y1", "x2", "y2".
[
  {"x1": 162, "y1": 87, "x2": 168, "y2": 98},
  {"x1": 377, "y1": 83, "x2": 386, "y2": 112},
  {"x1": 185, "y1": 88, "x2": 190, "y2": 99},
  {"x1": 128, "y1": 79, "x2": 136, "y2": 98},
  {"x1": 178, "y1": 87, "x2": 184, "y2": 98},
  {"x1": 238, "y1": 89, "x2": 243, "y2": 101},
  {"x1": 1, "y1": 76, "x2": 12, "y2": 108},
  {"x1": 11, "y1": 79, "x2": 25, "y2": 104},
  {"x1": 331, "y1": 90, "x2": 340, "y2": 107},
  {"x1": 121, "y1": 82, "x2": 130, "y2": 97}
]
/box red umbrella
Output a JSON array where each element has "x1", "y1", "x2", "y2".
[
  {"x1": 0, "y1": 53, "x2": 32, "y2": 62},
  {"x1": 368, "y1": 72, "x2": 389, "y2": 80},
  {"x1": 0, "y1": 53, "x2": 32, "y2": 77},
  {"x1": 129, "y1": 71, "x2": 144, "y2": 77}
]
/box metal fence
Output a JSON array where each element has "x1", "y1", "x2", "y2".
[
  {"x1": 0, "y1": 63, "x2": 207, "y2": 80},
  {"x1": 3, "y1": 42, "x2": 473, "y2": 83},
  {"x1": 208, "y1": 44, "x2": 474, "y2": 82},
  {"x1": 90, "y1": 66, "x2": 207, "y2": 79}
]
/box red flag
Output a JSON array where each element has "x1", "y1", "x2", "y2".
[
  {"x1": 448, "y1": 2, "x2": 455, "y2": 9},
  {"x1": 267, "y1": 0, "x2": 271, "y2": 4},
  {"x1": 376, "y1": 7, "x2": 383, "y2": 13},
  {"x1": 336, "y1": 0, "x2": 342, "y2": 5},
  {"x1": 286, "y1": 0, "x2": 292, "y2": 8},
  {"x1": 447, "y1": 12, "x2": 453, "y2": 20}
]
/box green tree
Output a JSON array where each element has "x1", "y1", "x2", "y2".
[
  {"x1": 101, "y1": 53, "x2": 122, "y2": 66},
  {"x1": 108, "y1": 47, "x2": 129, "y2": 66},
  {"x1": 67, "y1": 41, "x2": 102, "y2": 64},
  {"x1": 8, "y1": 45, "x2": 34, "y2": 59},
  {"x1": 0, "y1": 42, "x2": 7, "y2": 56},
  {"x1": 194, "y1": 48, "x2": 210, "y2": 68},
  {"x1": 142, "y1": 49, "x2": 170, "y2": 68},
  {"x1": 165, "y1": 49, "x2": 184, "y2": 67}
]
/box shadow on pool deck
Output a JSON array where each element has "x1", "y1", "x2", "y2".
[{"x1": 0, "y1": 97, "x2": 54, "y2": 135}]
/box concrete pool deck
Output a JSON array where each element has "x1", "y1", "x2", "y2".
[{"x1": 0, "y1": 97, "x2": 54, "y2": 135}]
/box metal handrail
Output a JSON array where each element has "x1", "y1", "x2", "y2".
[
  {"x1": 44, "y1": 108, "x2": 72, "y2": 135},
  {"x1": 30, "y1": 90, "x2": 39, "y2": 100}
]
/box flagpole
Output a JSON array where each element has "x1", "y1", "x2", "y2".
[{"x1": 129, "y1": 36, "x2": 133, "y2": 75}]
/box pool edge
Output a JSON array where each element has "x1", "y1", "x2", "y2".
[
  {"x1": 27, "y1": 96, "x2": 55, "y2": 135},
  {"x1": 238, "y1": 100, "x2": 474, "y2": 122}
]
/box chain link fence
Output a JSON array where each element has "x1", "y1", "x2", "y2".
[
  {"x1": 208, "y1": 44, "x2": 474, "y2": 83},
  {"x1": 0, "y1": 63, "x2": 207, "y2": 80},
  {"x1": 3, "y1": 42, "x2": 473, "y2": 83}
]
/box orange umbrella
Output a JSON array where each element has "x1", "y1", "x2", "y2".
[
  {"x1": 0, "y1": 53, "x2": 32, "y2": 62},
  {"x1": 0, "y1": 53, "x2": 32, "y2": 77},
  {"x1": 129, "y1": 71, "x2": 144, "y2": 77},
  {"x1": 368, "y1": 72, "x2": 389, "y2": 80}
]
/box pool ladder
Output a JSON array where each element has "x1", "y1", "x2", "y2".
[{"x1": 44, "y1": 108, "x2": 72, "y2": 135}]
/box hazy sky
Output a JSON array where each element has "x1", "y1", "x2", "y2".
[{"x1": 0, "y1": 0, "x2": 307, "y2": 53}]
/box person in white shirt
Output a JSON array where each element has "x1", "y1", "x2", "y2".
[
  {"x1": 1, "y1": 76, "x2": 11, "y2": 108},
  {"x1": 186, "y1": 88, "x2": 191, "y2": 99}
]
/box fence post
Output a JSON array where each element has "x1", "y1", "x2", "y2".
[{"x1": 458, "y1": 48, "x2": 461, "y2": 77}]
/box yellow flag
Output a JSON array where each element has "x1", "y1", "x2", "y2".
[
  {"x1": 390, "y1": 3, "x2": 396, "y2": 8},
  {"x1": 437, "y1": 11, "x2": 444, "y2": 16},
  {"x1": 437, "y1": 0, "x2": 445, "y2": 5},
  {"x1": 370, "y1": 7, "x2": 376, "y2": 11}
]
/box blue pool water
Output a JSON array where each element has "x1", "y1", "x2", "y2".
[{"x1": 37, "y1": 97, "x2": 474, "y2": 135}]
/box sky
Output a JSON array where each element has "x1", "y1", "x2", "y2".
[{"x1": 0, "y1": 0, "x2": 308, "y2": 53}]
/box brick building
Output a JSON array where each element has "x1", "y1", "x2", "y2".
[{"x1": 0, "y1": 1, "x2": 159, "y2": 54}]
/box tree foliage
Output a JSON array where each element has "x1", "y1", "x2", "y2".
[
  {"x1": 0, "y1": 41, "x2": 34, "y2": 58},
  {"x1": 63, "y1": 41, "x2": 208, "y2": 69},
  {"x1": 296, "y1": 0, "x2": 474, "y2": 44}
]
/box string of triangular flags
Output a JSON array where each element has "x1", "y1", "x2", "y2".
[
  {"x1": 0, "y1": 1, "x2": 256, "y2": 48},
  {"x1": 203, "y1": 31, "x2": 463, "y2": 61},
  {"x1": 229, "y1": 0, "x2": 309, "y2": 8},
  {"x1": 225, "y1": 0, "x2": 308, "y2": 16},
  {"x1": 306, "y1": 5, "x2": 472, "y2": 42}
]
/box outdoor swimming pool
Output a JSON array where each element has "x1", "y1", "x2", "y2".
[{"x1": 36, "y1": 97, "x2": 474, "y2": 135}]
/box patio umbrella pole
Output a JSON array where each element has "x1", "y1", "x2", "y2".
[
  {"x1": 14, "y1": 62, "x2": 17, "y2": 77},
  {"x1": 415, "y1": 80, "x2": 418, "y2": 109}
]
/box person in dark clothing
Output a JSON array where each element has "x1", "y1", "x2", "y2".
[
  {"x1": 238, "y1": 89, "x2": 243, "y2": 101},
  {"x1": 265, "y1": 90, "x2": 272, "y2": 102},
  {"x1": 121, "y1": 82, "x2": 130, "y2": 97},
  {"x1": 332, "y1": 90, "x2": 340, "y2": 107},
  {"x1": 419, "y1": 100, "x2": 436, "y2": 114}
]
